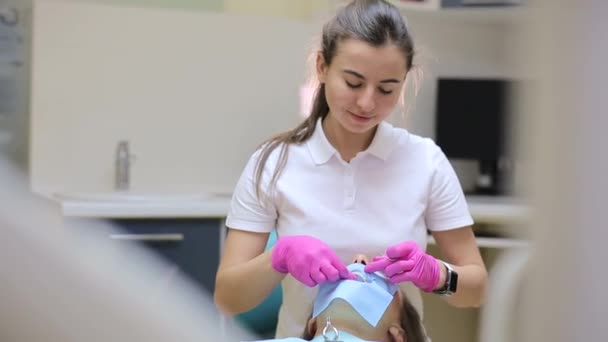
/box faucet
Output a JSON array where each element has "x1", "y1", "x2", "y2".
[{"x1": 115, "y1": 140, "x2": 133, "y2": 191}]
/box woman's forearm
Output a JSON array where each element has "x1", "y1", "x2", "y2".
[
  {"x1": 442, "y1": 263, "x2": 488, "y2": 308},
  {"x1": 214, "y1": 249, "x2": 285, "y2": 315}
]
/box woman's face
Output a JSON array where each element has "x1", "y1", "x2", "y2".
[{"x1": 317, "y1": 38, "x2": 408, "y2": 135}]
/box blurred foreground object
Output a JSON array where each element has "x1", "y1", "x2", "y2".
[
  {"x1": 0, "y1": 158, "x2": 252, "y2": 342},
  {"x1": 515, "y1": 0, "x2": 608, "y2": 341}
]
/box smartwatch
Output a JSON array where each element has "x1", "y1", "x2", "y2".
[{"x1": 433, "y1": 261, "x2": 458, "y2": 296}]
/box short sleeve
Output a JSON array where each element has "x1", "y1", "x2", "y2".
[
  {"x1": 425, "y1": 145, "x2": 474, "y2": 231},
  {"x1": 225, "y1": 150, "x2": 278, "y2": 233}
]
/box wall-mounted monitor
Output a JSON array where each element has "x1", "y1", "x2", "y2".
[{"x1": 435, "y1": 78, "x2": 516, "y2": 195}]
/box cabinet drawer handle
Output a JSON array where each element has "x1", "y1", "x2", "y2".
[{"x1": 109, "y1": 233, "x2": 184, "y2": 242}]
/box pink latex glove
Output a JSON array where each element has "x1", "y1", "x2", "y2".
[
  {"x1": 364, "y1": 241, "x2": 440, "y2": 292},
  {"x1": 271, "y1": 235, "x2": 355, "y2": 287}
]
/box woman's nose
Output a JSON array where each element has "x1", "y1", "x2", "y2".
[
  {"x1": 356, "y1": 88, "x2": 376, "y2": 113},
  {"x1": 352, "y1": 254, "x2": 369, "y2": 265}
]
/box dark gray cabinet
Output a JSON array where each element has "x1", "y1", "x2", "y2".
[{"x1": 108, "y1": 218, "x2": 222, "y2": 296}]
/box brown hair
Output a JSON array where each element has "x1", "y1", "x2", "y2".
[
  {"x1": 253, "y1": 0, "x2": 415, "y2": 198},
  {"x1": 399, "y1": 296, "x2": 426, "y2": 342}
]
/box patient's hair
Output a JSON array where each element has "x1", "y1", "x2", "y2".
[
  {"x1": 302, "y1": 293, "x2": 426, "y2": 342},
  {"x1": 400, "y1": 296, "x2": 425, "y2": 342}
]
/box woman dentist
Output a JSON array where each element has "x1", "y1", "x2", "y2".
[{"x1": 214, "y1": 0, "x2": 488, "y2": 339}]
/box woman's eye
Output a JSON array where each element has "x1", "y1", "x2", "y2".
[
  {"x1": 345, "y1": 81, "x2": 362, "y2": 89},
  {"x1": 378, "y1": 88, "x2": 393, "y2": 95}
]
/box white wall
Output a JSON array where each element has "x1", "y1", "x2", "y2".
[
  {"x1": 30, "y1": 0, "x2": 313, "y2": 195},
  {"x1": 28, "y1": 1, "x2": 516, "y2": 196}
]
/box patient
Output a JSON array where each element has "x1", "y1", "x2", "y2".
[{"x1": 255, "y1": 254, "x2": 426, "y2": 342}]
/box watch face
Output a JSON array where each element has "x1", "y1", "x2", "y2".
[
  {"x1": 448, "y1": 270, "x2": 458, "y2": 293},
  {"x1": 433, "y1": 263, "x2": 458, "y2": 296}
]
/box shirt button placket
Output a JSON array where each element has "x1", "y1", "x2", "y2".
[{"x1": 344, "y1": 166, "x2": 355, "y2": 209}]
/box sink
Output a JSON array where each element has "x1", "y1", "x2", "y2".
[{"x1": 53, "y1": 192, "x2": 226, "y2": 202}]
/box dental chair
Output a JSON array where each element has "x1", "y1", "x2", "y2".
[{"x1": 235, "y1": 230, "x2": 283, "y2": 338}]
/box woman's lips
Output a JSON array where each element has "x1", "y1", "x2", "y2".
[{"x1": 348, "y1": 111, "x2": 373, "y2": 122}]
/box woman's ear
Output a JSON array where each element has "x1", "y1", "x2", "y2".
[
  {"x1": 388, "y1": 324, "x2": 406, "y2": 342},
  {"x1": 316, "y1": 51, "x2": 328, "y2": 84}
]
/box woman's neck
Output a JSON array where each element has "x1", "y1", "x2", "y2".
[{"x1": 322, "y1": 114, "x2": 376, "y2": 162}]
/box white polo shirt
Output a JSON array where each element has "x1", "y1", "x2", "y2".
[{"x1": 226, "y1": 118, "x2": 473, "y2": 338}]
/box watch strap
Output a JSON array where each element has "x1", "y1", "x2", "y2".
[{"x1": 433, "y1": 261, "x2": 458, "y2": 296}]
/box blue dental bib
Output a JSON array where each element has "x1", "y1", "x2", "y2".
[{"x1": 312, "y1": 263, "x2": 398, "y2": 327}]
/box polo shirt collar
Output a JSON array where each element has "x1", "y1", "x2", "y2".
[
  {"x1": 307, "y1": 117, "x2": 336, "y2": 165},
  {"x1": 307, "y1": 118, "x2": 396, "y2": 165},
  {"x1": 365, "y1": 120, "x2": 396, "y2": 161}
]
